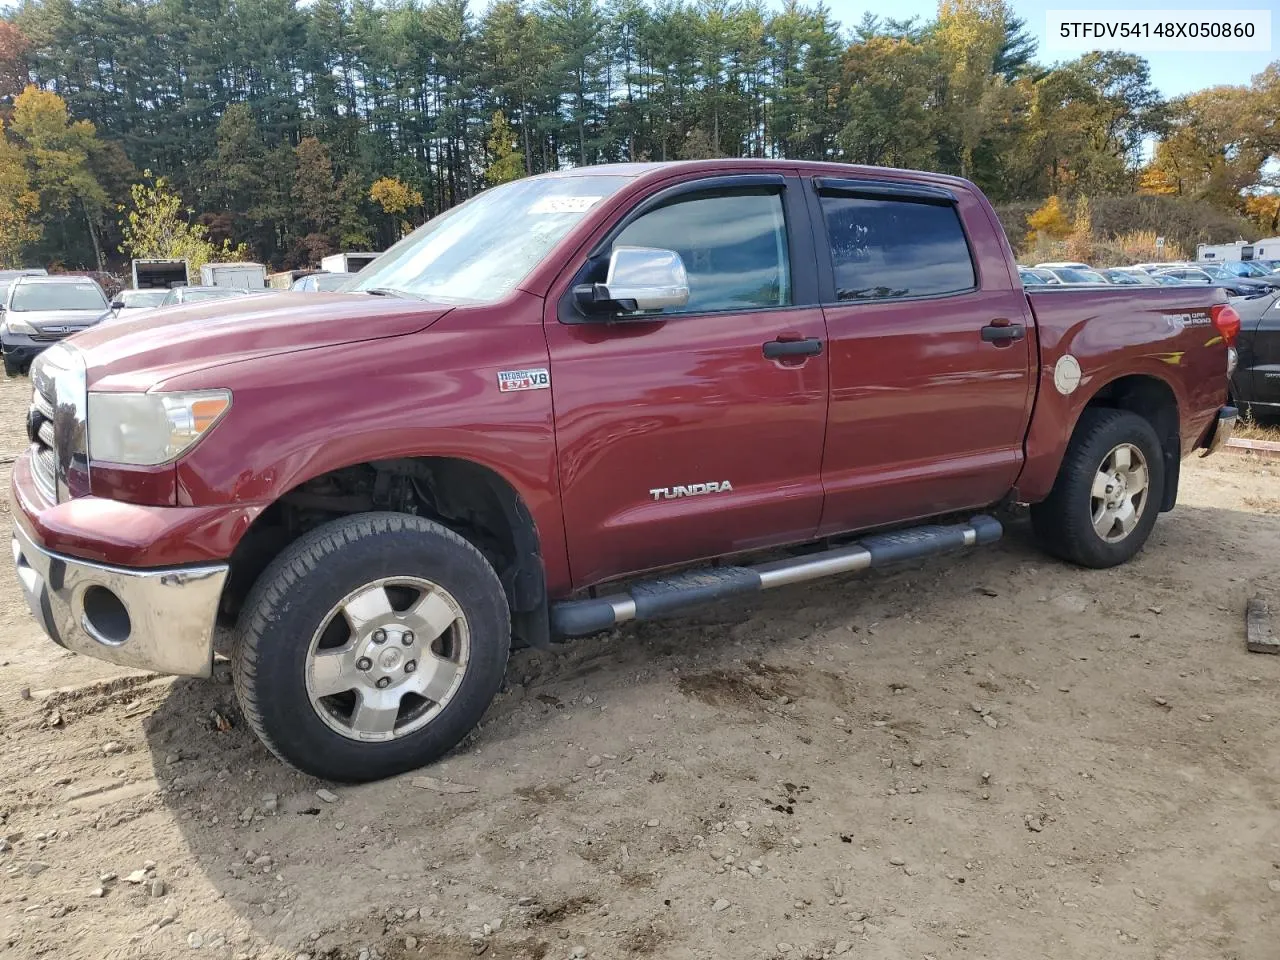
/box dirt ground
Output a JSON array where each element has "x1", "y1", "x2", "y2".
[{"x1": 1, "y1": 372, "x2": 1278, "y2": 960}]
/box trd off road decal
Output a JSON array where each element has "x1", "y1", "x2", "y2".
[
  {"x1": 497, "y1": 368, "x2": 551, "y2": 392},
  {"x1": 1162, "y1": 310, "x2": 1212, "y2": 330}
]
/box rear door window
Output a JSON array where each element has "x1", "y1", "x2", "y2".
[{"x1": 817, "y1": 194, "x2": 976, "y2": 301}]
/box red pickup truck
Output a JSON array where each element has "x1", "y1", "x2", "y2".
[{"x1": 11, "y1": 160, "x2": 1238, "y2": 782}]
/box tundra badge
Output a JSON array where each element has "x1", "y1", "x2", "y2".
[{"x1": 649, "y1": 481, "x2": 733, "y2": 501}]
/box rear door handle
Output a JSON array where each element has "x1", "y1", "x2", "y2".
[
  {"x1": 763, "y1": 337, "x2": 823, "y2": 359},
  {"x1": 981, "y1": 321, "x2": 1026, "y2": 344}
]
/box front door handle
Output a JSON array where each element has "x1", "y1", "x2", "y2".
[
  {"x1": 763, "y1": 337, "x2": 823, "y2": 359},
  {"x1": 981, "y1": 321, "x2": 1026, "y2": 344}
]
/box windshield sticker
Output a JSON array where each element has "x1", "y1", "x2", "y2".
[
  {"x1": 528, "y1": 196, "x2": 604, "y2": 215},
  {"x1": 497, "y1": 368, "x2": 551, "y2": 392}
]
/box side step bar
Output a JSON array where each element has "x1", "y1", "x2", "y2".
[{"x1": 550, "y1": 514, "x2": 1003, "y2": 638}]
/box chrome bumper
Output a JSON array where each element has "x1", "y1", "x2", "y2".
[
  {"x1": 11, "y1": 524, "x2": 228, "y2": 677},
  {"x1": 1200, "y1": 405, "x2": 1237, "y2": 458}
]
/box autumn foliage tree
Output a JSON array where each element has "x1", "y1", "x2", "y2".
[
  {"x1": 0, "y1": 121, "x2": 40, "y2": 266},
  {"x1": 7, "y1": 86, "x2": 112, "y2": 267},
  {"x1": 370, "y1": 176, "x2": 425, "y2": 239},
  {"x1": 0, "y1": 23, "x2": 27, "y2": 106},
  {"x1": 1024, "y1": 196, "x2": 1071, "y2": 246},
  {"x1": 119, "y1": 171, "x2": 247, "y2": 272},
  {"x1": 484, "y1": 111, "x2": 525, "y2": 186}
]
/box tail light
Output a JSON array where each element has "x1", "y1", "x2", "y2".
[{"x1": 1211, "y1": 303, "x2": 1241, "y2": 346}]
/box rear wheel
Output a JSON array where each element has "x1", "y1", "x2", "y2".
[
  {"x1": 232, "y1": 512, "x2": 511, "y2": 782},
  {"x1": 1031, "y1": 408, "x2": 1165, "y2": 568}
]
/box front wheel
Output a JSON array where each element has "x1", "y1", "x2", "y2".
[
  {"x1": 1030, "y1": 408, "x2": 1165, "y2": 569},
  {"x1": 232, "y1": 513, "x2": 511, "y2": 782}
]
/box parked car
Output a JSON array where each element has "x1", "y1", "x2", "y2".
[
  {"x1": 1229, "y1": 289, "x2": 1280, "y2": 420},
  {"x1": 1017, "y1": 266, "x2": 1060, "y2": 286},
  {"x1": 291, "y1": 272, "x2": 355, "y2": 292},
  {"x1": 1155, "y1": 265, "x2": 1271, "y2": 297},
  {"x1": 1033, "y1": 261, "x2": 1090, "y2": 270},
  {"x1": 1042, "y1": 266, "x2": 1110, "y2": 285},
  {"x1": 1101, "y1": 268, "x2": 1157, "y2": 286},
  {"x1": 1, "y1": 275, "x2": 110, "y2": 376},
  {"x1": 111, "y1": 289, "x2": 169, "y2": 312},
  {"x1": 1216, "y1": 260, "x2": 1280, "y2": 287},
  {"x1": 160, "y1": 285, "x2": 256, "y2": 306},
  {"x1": 12, "y1": 160, "x2": 1236, "y2": 782},
  {"x1": 1132, "y1": 262, "x2": 1183, "y2": 274}
]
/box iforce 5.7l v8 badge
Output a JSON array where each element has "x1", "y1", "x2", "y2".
[{"x1": 497, "y1": 368, "x2": 551, "y2": 392}]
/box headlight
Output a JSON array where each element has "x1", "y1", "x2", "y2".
[
  {"x1": 88, "y1": 390, "x2": 231, "y2": 466},
  {"x1": 4, "y1": 317, "x2": 36, "y2": 336}
]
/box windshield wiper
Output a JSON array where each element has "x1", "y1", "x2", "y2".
[{"x1": 363, "y1": 287, "x2": 425, "y2": 301}]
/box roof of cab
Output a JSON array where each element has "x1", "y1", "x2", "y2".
[{"x1": 533, "y1": 158, "x2": 977, "y2": 191}]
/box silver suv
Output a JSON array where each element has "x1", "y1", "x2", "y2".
[{"x1": 1, "y1": 275, "x2": 110, "y2": 376}]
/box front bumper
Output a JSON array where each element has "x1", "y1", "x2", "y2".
[
  {"x1": 1, "y1": 334, "x2": 46, "y2": 367},
  {"x1": 1199, "y1": 405, "x2": 1237, "y2": 457},
  {"x1": 12, "y1": 522, "x2": 228, "y2": 677}
]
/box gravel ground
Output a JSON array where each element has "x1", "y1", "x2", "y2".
[{"x1": 0, "y1": 370, "x2": 1278, "y2": 960}]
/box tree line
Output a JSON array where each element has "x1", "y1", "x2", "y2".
[{"x1": 0, "y1": 0, "x2": 1277, "y2": 272}]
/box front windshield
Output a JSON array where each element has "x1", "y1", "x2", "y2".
[
  {"x1": 1236, "y1": 261, "x2": 1269, "y2": 277},
  {"x1": 11, "y1": 280, "x2": 107, "y2": 312},
  {"x1": 346, "y1": 174, "x2": 633, "y2": 303}
]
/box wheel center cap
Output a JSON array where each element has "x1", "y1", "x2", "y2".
[{"x1": 378, "y1": 647, "x2": 403, "y2": 670}]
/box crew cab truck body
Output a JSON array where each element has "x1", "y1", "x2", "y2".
[{"x1": 10, "y1": 160, "x2": 1238, "y2": 782}]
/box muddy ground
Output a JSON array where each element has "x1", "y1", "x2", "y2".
[{"x1": 0, "y1": 372, "x2": 1278, "y2": 960}]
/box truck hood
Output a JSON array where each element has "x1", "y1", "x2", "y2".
[{"x1": 70, "y1": 292, "x2": 454, "y2": 391}]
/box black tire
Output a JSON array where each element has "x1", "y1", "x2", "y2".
[
  {"x1": 1030, "y1": 408, "x2": 1165, "y2": 569},
  {"x1": 232, "y1": 512, "x2": 511, "y2": 782}
]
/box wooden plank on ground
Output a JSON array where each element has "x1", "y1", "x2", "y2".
[
  {"x1": 1226, "y1": 438, "x2": 1280, "y2": 460},
  {"x1": 1246, "y1": 597, "x2": 1278, "y2": 654}
]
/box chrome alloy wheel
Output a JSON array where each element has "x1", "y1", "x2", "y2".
[
  {"x1": 1090, "y1": 443, "x2": 1149, "y2": 543},
  {"x1": 304, "y1": 577, "x2": 470, "y2": 742}
]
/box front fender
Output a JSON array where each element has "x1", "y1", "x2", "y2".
[{"x1": 159, "y1": 296, "x2": 573, "y2": 592}]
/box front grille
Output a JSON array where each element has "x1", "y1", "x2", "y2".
[{"x1": 29, "y1": 378, "x2": 57, "y2": 503}]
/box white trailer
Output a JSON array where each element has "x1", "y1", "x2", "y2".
[
  {"x1": 1251, "y1": 237, "x2": 1280, "y2": 260},
  {"x1": 1196, "y1": 241, "x2": 1253, "y2": 262},
  {"x1": 200, "y1": 262, "x2": 267, "y2": 289},
  {"x1": 320, "y1": 252, "x2": 379, "y2": 274}
]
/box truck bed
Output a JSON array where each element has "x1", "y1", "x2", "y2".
[{"x1": 1018, "y1": 283, "x2": 1230, "y2": 502}]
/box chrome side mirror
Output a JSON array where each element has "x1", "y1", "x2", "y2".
[
  {"x1": 604, "y1": 246, "x2": 689, "y2": 312},
  {"x1": 575, "y1": 246, "x2": 690, "y2": 316}
]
